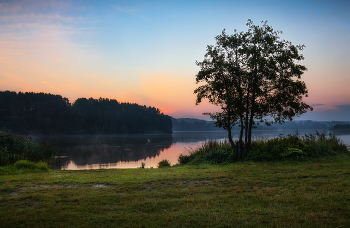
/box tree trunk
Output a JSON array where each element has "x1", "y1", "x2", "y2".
[
  {"x1": 227, "y1": 127, "x2": 237, "y2": 153},
  {"x1": 243, "y1": 114, "x2": 248, "y2": 156},
  {"x1": 248, "y1": 112, "x2": 253, "y2": 149},
  {"x1": 227, "y1": 115, "x2": 237, "y2": 152},
  {"x1": 243, "y1": 89, "x2": 250, "y2": 156},
  {"x1": 238, "y1": 115, "x2": 244, "y2": 157},
  {"x1": 247, "y1": 91, "x2": 256, "y2": 150}
]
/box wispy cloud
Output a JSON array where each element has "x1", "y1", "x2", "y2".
[
  {"x1": 311, "y1": 104, "x2": 324, "y2": 106},
  {"x1": 0, "y1": 2, "x2": 22, "y2": 13},
  {"x1": 111, "y1": 4, "x2": 148, "y2": 21},
  {"x1": 0, "y1": 61, "x2": 66, "y2": 93},
  {"x1": 113, "y1": 6, "x2": 138, "y2": 15},
  {"x1": 335, "y1": 104, "x2": 350, "y2": 110}
]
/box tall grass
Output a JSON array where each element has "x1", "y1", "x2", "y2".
[
  {"x1": 178, "y1": 132, "x2": 349, "y2": 165},
  {"x1": 0, "y1": 131, "x2": 59, "y2": 166},
  {"x1": 0, "y1": 160, "x2": 49, "y2": 175},
  {"x1": 178, "y1": 139, "x2": 235, "y2": 165}
]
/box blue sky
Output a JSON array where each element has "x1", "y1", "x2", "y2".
[{"x1": 0, "y1": 0, "x2": 350, "y2": 120}]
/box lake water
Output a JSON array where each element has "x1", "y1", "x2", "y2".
[{"x1": 31, "y1": 129, "x2": 350, "y2": 170}]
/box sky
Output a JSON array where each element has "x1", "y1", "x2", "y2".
[{"x1": 0, "y1": 0, "x2": 349, "y2": 121}]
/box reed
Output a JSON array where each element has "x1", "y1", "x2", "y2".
[{"x1": 178, "y1": 132, "x2": 349, "y2": 165}]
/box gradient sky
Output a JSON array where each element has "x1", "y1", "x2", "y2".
[{"x1": 0, "y1": 0, "x2": 349, "y2": 121}]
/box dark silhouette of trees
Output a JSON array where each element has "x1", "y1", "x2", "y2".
[
  {"x1": 195, "y1": 20, "x2": 312, "y2": 157},
  {"x1": 0, "y1": 91, "x2": 172, "y2": 134}
]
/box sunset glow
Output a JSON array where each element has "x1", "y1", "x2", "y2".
[{"x1": 1, "y1": 0, "x2": 349, "y2": 120}]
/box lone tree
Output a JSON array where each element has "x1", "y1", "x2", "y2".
[{"x1": 194, "y1": 20, "x2": 313, "y2": 157}]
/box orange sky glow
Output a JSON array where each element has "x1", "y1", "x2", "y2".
[{"x1": 1, "y1": 0, "x2": 349, "y2": 121}]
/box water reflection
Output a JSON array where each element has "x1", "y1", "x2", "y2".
[
  {"x1": 30, "y1": 129, "x2": 350, "y2": 170},
  {"x1": 32, "y1": 134, "x2": 173, "y2": 170}
]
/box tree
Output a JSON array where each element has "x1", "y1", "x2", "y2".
[{"x1": 194, "y1": 20, "x2": 313, "y2": 157}]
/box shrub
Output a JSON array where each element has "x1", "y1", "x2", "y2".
[
  {"x1": 178, "y1": 139, "x2": 235, "y2": 165},
  {"x1": 0, "y1": 131, "x2": 59, "y2": 166},
  {"x1": 178, "y1": 132, "x2": 349, "y2": 164},
  {"x1": 158, "y1": 159, "x2": 171, "y2": 168},
  {"x1": 0, "y1": 160, "x2": 49, "y2": 175},
  {"x1": 141, "y1": 162, "x2": 146, "y2": 169},
  {"x1": 203, "y1": 148, "x2": 235, "y2": 164},
  {"x1": 245, "y1": 132, "x2": 348, "y2": 161},
  {"x1": 14, "y1": 160, "x2": 49, "y2": 171}
]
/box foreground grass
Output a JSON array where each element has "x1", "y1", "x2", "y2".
[{"x1": 1, "y1": 156, "x2": 350, "y2": 227}]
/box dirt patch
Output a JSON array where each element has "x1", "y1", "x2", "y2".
[
  {"x1": 273, "y1": 172, "x2": 297, "y2": 175},
  {"x1": 179, "y1": 179, "x2": 212, "y2": 185},
  {"x1": 92, "y1": 184, "x2": 110, "y2": 188}
]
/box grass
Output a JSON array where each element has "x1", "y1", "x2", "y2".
[
  {"x1": 179, "y1": 132, "x2": 349, "y2": 165},
  {"x1": 0, "y1": 160, "x2": 49, "y2": 175},
  {"x1": 1, "y1": 155, "x2": 350, "y2": 227}
]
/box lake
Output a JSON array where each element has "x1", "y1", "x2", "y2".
[{"x1": 31, "y1": 129, "x2": 350, "y2": 170}]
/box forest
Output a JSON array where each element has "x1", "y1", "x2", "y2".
[
  {"x1": 0, "y1": 91, "x2": 172, "y2": 134},
  {"x1": 172, "y1": 117, "x2": 350, "y2": 131}
]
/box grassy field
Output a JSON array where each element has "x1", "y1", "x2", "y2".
[{"x1": 1, "y1": 155, "x2": 350, "y2": 227}]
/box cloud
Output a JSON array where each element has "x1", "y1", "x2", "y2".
[
  {"x1": 112, "y1": 6, "x2": 138, "y2": 15},
  {"x1": 297, "y1": 103, "x2": 350, "y2": 121},
  {"x1": 335, "y1": 104, "x2": 350, "y2": 110},
  {"x1": 0, "y1": 3, "x2": 22, "y2": 13},
  {"x1": 0, "y1": 0, "x2": 71, "y2": 14},
  {"x1": 311, "y1": 104, "x2": 324, "y2": 106},
  {"x1": 111, "y1": 4, "x2": 148, "y2": 21}
]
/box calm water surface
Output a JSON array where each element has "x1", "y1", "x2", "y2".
[{"x1": 31, "y1": 129, "x2": 350, "y2": 170}]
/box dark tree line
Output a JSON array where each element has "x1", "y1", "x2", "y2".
[
  {"x1": 0, "y1": 91, "x2": 172, "y2": 134},
  {"x1": 172, "y1": 118, "x2": 223, "y2": 131},
  {"x1": 331, "y1": 124, "x2": 350, "y2": 130}
]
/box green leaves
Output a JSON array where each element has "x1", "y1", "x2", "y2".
[{"x1": 194, "y1": 20, "x2": 312, "y2": 155}]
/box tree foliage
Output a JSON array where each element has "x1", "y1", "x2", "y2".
[
  {"x1": 195, "y1": 20, "x2": 312, "y2": 156},
  {"x1": 0, "y1": 91, "x2": 172, "y2": 134}
]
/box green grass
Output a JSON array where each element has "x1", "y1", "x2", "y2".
[
  {"x1": 1, "y1": 155, "x2": 350, "y2": 227},
  {"x1": 0, "y1": 160, "x2": 49, "y2": 175},
  {"x1": 179, "y1": 132, "x2": 349, "y2": 165}
]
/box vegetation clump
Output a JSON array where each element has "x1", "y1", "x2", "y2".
[
  {"x1": 178, "y1": 132, "x2": 349, "y2": 165},
  {"x1": 158, "y1": 159, "x2": 171, "y2": 168},
  {"x1": 0, "y1": 131, "x2": 59, "y2": 166},
  {"x1": 179, "y1": 140, "x2": 235, "y2": 165},
  {"x1": 0, "y1": 160, "x2": 49, "y2": 175}
]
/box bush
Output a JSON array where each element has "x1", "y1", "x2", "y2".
[
  {"x1": 178, "y1": 132, "x2": 349, "y2": 164},
  {"x1": 14, "y1": 160, "x2": 49, "y2": 171},
  {"x1": 0, "y1": 131, "x2": 59, "y2": 166},
  {"x1": 158, "y1": 159, "x2": 171, "y2": 168},
  {"x1": 246, "y1": 132, "x2": 348, "y2": 161},
  {"x1": 204, "y1": 148, "x2": 235, "y2": 164},
  {"x1": 141, "y1": 162, "x2": 146, "y2": 169},
  {"x1": 178, "y1": 139, "x2": 235, "y2": 165},
  {"x1": 0, "y1": 160, "x2": 49, "y2": 175}
]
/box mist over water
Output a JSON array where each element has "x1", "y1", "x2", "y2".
[{"x1": 31, "y1": 130, "x2": 350, "y2": 170}]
